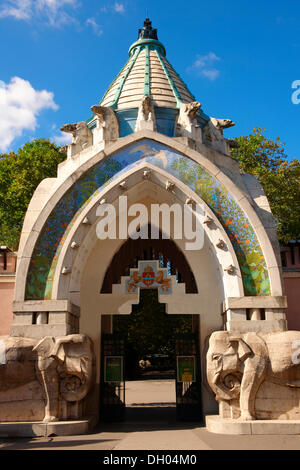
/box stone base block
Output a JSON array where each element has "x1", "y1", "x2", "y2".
[
  {"x1": 206, "y1": 415, "x2": 300, "y2": 435},
  {"x1": 0, "y1": 417, "x2": 97, "y2": 437}
]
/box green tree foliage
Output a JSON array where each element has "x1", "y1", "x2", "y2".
[
  {"x1": 0, "y1": 139, "x2": 66, "y2": 249},
  {"x1": 113, "y1": 289, "x2": 192, "y2": 360},
  {"x1": 231, "y1": 127, "x2": 300, "y2": 244}
]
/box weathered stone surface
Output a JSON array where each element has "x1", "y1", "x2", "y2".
[
  {"x1": 206, "y1": 415, "x2": 300, "y2": 435},
  {"x1": 0, "y1": 400, "x2": 45, "y2": 422},
  {"x1": 224, "y1": 296, "x2": 287, "y2": 310},
  {"x1": 135, "y1": 96, "x2": 156, "y2": 132},
  {"x1": 175, "y1": 101, "x2": 202, "y2": 141},
  {"x1": 206, "y1": 330, "x2": 300, "y2": 421},
  {"x1": 0, "y1": 334, "x2": 94, "y2": 423},
  {"x1": 60, "y1": 121, "x2": 93, "y2": 158},
  {"x1": 0, "y1": 418, "x2": 95, "y2": 437},
  {"x1": 203, "y1": 117, "x2": 235, "y2": 155},
  {"x1": 90, "y1": 105, "x2": 119, "y2": 143}
]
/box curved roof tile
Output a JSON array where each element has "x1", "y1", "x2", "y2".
[{"x1": 100, "y1": 18, "x2": 195, "y2": 110}]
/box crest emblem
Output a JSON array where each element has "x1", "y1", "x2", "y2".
[{"x1": 142, "y1": 266, "x2": 155, "y2": 286}]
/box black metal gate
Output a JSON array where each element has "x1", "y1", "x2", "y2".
[
  {"x1": 175, "y1": 332, "x2": 203, "y2": 422},
  {"x1": 100, "y1": 331, "x2": 202, "y2": 423},
  {"x1": 100, "y1": 333, "x2": 126, "y2": 422}
]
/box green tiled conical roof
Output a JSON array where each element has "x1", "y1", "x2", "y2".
[{"x1": 100, "y1": 18, "x2": 196, "y2": 110}]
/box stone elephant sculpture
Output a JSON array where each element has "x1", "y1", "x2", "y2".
[
  {"x1": 0, "y1": 334, "x2": 94, "y2": 422},
  {"x1": 206, "y1": 330, "x2": 300, "y2": 420}
]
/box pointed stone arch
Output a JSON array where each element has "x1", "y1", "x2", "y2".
[
  {"x1": 12, "y1": 131, "x2": 286, "y2": 340},
  {"x1": 48, "y1": 161, "x2": 244, "y2": 303}
]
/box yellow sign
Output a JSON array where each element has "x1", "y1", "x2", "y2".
[
  {"x1": 177, "y1": 356, "x2": 196, "y2": 382},
  {"x1": 182, "y1": 372, "x2": 193, "y2": 382}
]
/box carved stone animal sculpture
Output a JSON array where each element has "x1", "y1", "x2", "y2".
[
  {"x1": 0, "y1": 334, "x2": 94, "y2": 422},
  {"x1": 207, "y1": 330, "x2": 300, "y2": 420}
]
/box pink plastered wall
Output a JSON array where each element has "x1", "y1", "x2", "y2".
[
  {"x1": 0, "y1": 252, "x2": 16, "y2": 336},
  {"x1": 282, "y1": 244, "x2": 300, "y2": 331}
]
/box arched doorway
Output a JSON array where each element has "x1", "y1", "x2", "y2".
[
  {"x1": 99, "y1": 232, "x2": 203, "y2": 422},
  {"x1": 101, "y1": 227, "x2": 198, "y2": 294}
]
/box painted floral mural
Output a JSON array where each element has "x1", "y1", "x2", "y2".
[{"x1": 25, "y1": 139, "x2": 270, "y2": 299}]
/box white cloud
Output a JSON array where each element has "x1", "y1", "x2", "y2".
[
  {"x1": 36, "y1": 0, "x2": 79, "y2": 26},
  {"x1": 188, "y1": 52, "x2": 221, "y2": 81},
  {"x1": 0, "y1": 77, "x2": 58, "y2": 152},
  {"x1": 0, "y1": 0, "x2": 79, "y2": 26},
  {"x1": 114, "y1": 3, "x2": 125, "y2": 13},
  {"x1": 52, "y1": 130, "x2": 72, "y2": 146},
  {"x1": 86, "y1": 17, "x2": 103, "y2": 36},
  {"x1": 0, "y1": 0, "x2": 32, "y2": 20},
  {"x1": 198, "y1": 68, "x2": 220, "y2": 81}
]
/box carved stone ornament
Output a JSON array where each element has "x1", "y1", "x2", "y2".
[
  {"x1": 90, "y1": 105, "x2": 119, "y2": 142},
  {"x1": 60, "y1": 121, "x2": 92, "y2": 151},
  {"x1": 185, "y1": 197, "x2": 196, "y2": 207},
  {"x1": 175, "y1": 101, "x2": 202, "y2": 141},
  {"x1": 211, "y1": 118, "x2": 235, "y2": 134},
  {"x1": 207, "y1": 330, "x2": 300, "y2": 421},
  {"x1": 203, "y1": 215, "x2": 213, "y2": 225},
  {"x1": 0, "y1": 334, "x2": 94, "y2": 423},
  {"x1": 143, "y1": 169, "x2": 152, "y2": 179},
  {"x1": 216, "y1": 239, "x2": 226, "y2": 249},
  {"x1": 202, "y1": 117, "x2": 235, "y2": 154},
  {"x1": 119, "y1": 181, "x2": 127, "y2": 190},
  {"x1": 82, "y1": 216, "x2": 91, "y2": 225},
  {"x1": 224, "y1": 264, "x2": 235, "y2": 275},
  {"x1": 166, "y1": 181, "x2": 175, "y2": 191},
  {"x1": 61, "y1": 266, "x2": 71, "y2": 275},
  {"x1": 135, "y1": 95, "x2": 156, "y2": 132}
]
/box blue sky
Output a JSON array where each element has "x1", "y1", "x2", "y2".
[{"x1": 0, "y1": 0, "x2": 299, "y2": 160}]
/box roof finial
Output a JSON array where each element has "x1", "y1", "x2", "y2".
[
  {"x1": 146, "y1": 7, "x2": 148, "y2": 18},
  {"x1": 138, "y1": 15, "x2": 158, "y2": 40}
]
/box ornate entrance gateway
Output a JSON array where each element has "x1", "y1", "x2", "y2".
[
  {"x1": 2, "y1": 18, "x2": 291, "y2": 436},
  {"x1": 99, "y1": 262, "x2": 202, "y2": 423}
]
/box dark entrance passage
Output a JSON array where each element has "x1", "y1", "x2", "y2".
[
  {"x1": 115, "y1": 289, "x2": 191, "y2": 381},
  {"x1": 100, "y1": 290, "x2": 203, "y2": 423},
  {"x1": 99, "y1": 230, "x2": 202, "y2": 423},
  {"x1": 100, "y1": 228, "x2": 198, "y2": 295}
]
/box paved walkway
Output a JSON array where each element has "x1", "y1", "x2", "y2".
[
  {"x1": 1, "y1": 380, "x2": 300, "y2": 450},
  {"x1": 1, "y1": 421, "x2": 300, "y2": 451}
]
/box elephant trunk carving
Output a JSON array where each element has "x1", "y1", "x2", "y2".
[
  {"x1": 32, "y1": 334, "x2": 94, "y2": 421},
  {"x1": 37, "y1": 356, "x2": 60, "y2": 422},
  {"x1": 0, "y1": 334, "x2": 94, "y2": 423},
  {"x1": 58, "y1": 343, "x2": 93, "y2": 402},
  {"x1": 207, "y1": 369, "x2": 242, "y2": 402},
  {"x1": 206, "y1": 330, "x2": 300, "y2": 421},
  {"x1": 32, "y1": 334, "x2": 94, "y2": 422}
]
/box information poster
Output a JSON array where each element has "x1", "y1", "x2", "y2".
[
  {"x1": 104, "y1": 356, "x2": 123, "y2": 383},
  {"x1": 177, "y1": 356, "x2": 196, "y2": 382}
]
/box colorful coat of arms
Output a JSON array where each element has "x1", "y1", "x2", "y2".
[{"x1": 125, "y1": 261, "x2": 172, "y2": 294}]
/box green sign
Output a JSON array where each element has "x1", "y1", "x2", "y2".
[
  {"x1": 104, "y1": 356, "x2": 123, "y2": 383},
  {"x1": 177, "y1": 356, "x2": 195, "y2": 382}
]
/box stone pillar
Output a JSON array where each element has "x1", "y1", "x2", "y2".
[
  {"x1": 249, "y1": 308, "x2": 261, "y2": 321},
  {"x1": 36, "y1": 312, "x2": 48, "y2": 324},
  {"x1": 11, "y1": 300, "x2": 80, "y2": 338}
]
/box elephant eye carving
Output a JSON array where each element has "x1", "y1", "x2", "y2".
[{"x1": 212, "y1": 354, "x2": 221, "y2": 361}]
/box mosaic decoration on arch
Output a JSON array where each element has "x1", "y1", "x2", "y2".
[{"x1": 25, "y1": 139, "x2": 270, "y2": 300}]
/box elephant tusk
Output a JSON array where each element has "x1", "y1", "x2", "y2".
[{"x1": 212, "y1": 371, "x2": 221, "y2": 385}]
